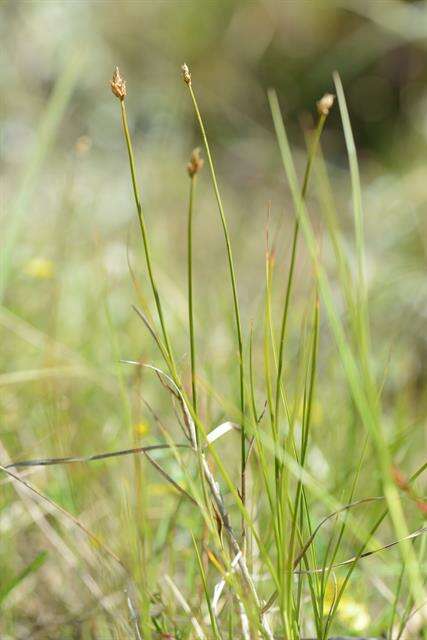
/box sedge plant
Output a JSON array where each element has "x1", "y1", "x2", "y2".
[
  {"x1": 3, "y1": 64, "x2": 425, "y2": 640},
  {"x1": 109, "y1": 63, "x2": 427, "y2": 639}
]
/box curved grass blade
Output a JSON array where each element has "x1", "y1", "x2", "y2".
[{"x1": 5, "y1": 443, "x2": 189, "y2": 469}]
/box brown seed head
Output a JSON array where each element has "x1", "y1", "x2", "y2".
[
  {"x1": 181, "y1": 63, "x2": 191, "y2": 85},
  {"x1": 110, "y1": 66, "x2": 127, "y2": 101},
  {"x1": 187, "y1": 147, "x2": 204, "y2": 177},
  {"x1": 316, "y1": 93, "x2": 335, "y2": 116}
]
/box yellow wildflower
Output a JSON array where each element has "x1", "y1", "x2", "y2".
[
  {"x1": 24, "y1": 258, "x2": 54, "y2": 279},
  {"x1": 134, "y1": 422, "x2": 149, "y2": 437}
]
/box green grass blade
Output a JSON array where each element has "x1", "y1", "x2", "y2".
[
  {"x1": 187, "y1": 171, "x2": 198, "y2": 413},
  {"x1": 192, "y1": 535, "x2": 222, "y2": 640},
  {"x1": 0, "y1": 551, "x2": 48, "y2": 604},
  {"x1": 183, "y1": 67, "x2": 246, "y2": 520},
  {"x1": 269, "y1": 80, "x2": 426, "y2": 613},
  {"x1": 1, "y1": 51, "x2": 85, "y2": 301}
]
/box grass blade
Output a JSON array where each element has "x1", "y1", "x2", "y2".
[{"x1": 0, "y1": 551, "x2": 48, "y2": 605}]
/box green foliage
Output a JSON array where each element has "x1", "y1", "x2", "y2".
[{"x1": 1, "y1": 3, "x2": 426, "y2": 638}]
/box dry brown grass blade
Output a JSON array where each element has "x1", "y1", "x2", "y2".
[
  {"x1": 0, "y1": 441, "x2": 133, "y2": 630},
  {"x1": 293, "y1": 496, "x2": 384, "y2": 569},
  {"x1": 5, "y1": 442, "x2": 189, "y2": 469},
  {"x1": 261, "y1": 496, "x2": 384, "y2": 613},
  {"x1": 5, "y1": 440, "x2": 196, "y2": 504},
  {"x1": 295, "y1": 525, "x2": 427, "y2": 575},
  {"x1": 131, "y1": 305, "x2": 169, "y2": 365},
  {"x1": 0, "y1": 464, "x2": 127, "y2": 573},
  {"x1": 138, "y1": 362, "x2": 275, "y2": 639},
  {"x1": 262, "y1": 494, "x2": 426, "y2": 613},
  {"x1": 141, "y1": 450, "x2": 197, "y2": 505}
]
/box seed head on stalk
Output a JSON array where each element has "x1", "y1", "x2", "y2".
[
  {"x1": 181, "y1": 63, "x2": 192, "y2": 85},
  {"x1": 187, "y1": 147, "x2": 204, "y2": 178},
  {"x1": 110, "y1": 66, "x2": 127, "y2": 101},
  {"x1": 316, "y1": 92, "x2": 335, "y2": 116}
]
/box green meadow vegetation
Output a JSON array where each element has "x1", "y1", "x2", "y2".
[{"x1": 1, "y1": 2, "x2": 426, "y2": 638}]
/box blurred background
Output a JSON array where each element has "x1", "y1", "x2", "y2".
[{"x1": 1, "y1": 1, "x2": 426, "y2": 637}]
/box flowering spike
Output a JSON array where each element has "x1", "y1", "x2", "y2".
[
  {"x1": 181, "y1": 63, "x2": 191, "y2": 85},
  {"x1": 110, "y1": 66, "x2": 127, "y2": 101},
  {"x1": 316, "y1": 93, "x2": 335, "y2": 116},
  {"x1": 187, "y1": 147, "x2": 203, "y2": 177}
]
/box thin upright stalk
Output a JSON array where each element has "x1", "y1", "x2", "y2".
[
  {"x1": 118, "y1": 98, "x2": 177, "y2": 381},
  {"x1": 270, "y1": 95, "x2": 330, "y2": 440},
  {"x1": 269, "y1": 83, "x2": 426, "y2": 613},
  {"x1": 268, "y1": 93, "x2": 332, "y2": 628},
  {"x1": 187, "y1": 171, "x2": 198, "y2": 412},
  {"x1": 182, "y1": 66, "x2": 246, "y2": 520}
]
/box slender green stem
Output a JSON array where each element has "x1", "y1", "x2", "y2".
[
  {"x1": 267, "y1": 97, "x2": 328, "y2": 628},
  {"x1": 269, "y1": 84, "x2": 426, "y2": 614},
  {"x1": 120, "y1": 101, "x2": 213, "y2": 529},
  {"x1": 185, "y1": 81, "x2": 246, "y2": 514},
  {"x1": 271, "y1": 101, "x2": 327, "y2": 441},
  {"x1": 288, "y1": 296, "x2": 319, "y2": 574},
  {"x1": 187, "y1": 175, "x2": 198, "y2": 414},
  {"x1": 119, "y1": 100, "x2": 177, "y2": 380},
  {"x1": 264, "y1": 249, "x2": 276, "y2": 431}
]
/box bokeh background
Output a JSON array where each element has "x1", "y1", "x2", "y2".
[{"x1": 1, "y1": 1, "x2": 426, "y2": 637}]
